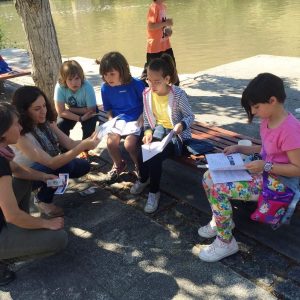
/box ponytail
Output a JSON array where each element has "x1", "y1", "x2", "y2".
[{"x1": 148, "y1": 54, "x2": 178, "y2": 84}]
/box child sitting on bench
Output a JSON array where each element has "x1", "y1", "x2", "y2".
[{"x1": 198, "y1": 73, "x2": 300, "y2": 262}]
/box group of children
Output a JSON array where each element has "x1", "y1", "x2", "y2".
[{"x1": 0, "y1": 0, "x2": 300, "y2": 285}]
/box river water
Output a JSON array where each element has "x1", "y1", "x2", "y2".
[{"x1": 1, "y1": 0, "x2": 300, "y2": 73}]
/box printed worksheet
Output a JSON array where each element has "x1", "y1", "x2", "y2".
[
  {"x1": 111, "y1": 120, "x2": 141, "y2": 136},
  {"x1": 142, "y1": 130, "x2": 175, "y2": 162},
  {"x1": 96, "y1": 116, "x2": 119, "y2": 139},
  {"x1": 206, "y1": 153, "x2": 252, "y2": 184},
  {"x1": 206, "y1": 153, "x2": 245, "y2": 171},
  {"x1": 55, "y1": 173, "x2": 69, "y2": 195}
]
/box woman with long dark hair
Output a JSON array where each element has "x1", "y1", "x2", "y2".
[{"x1": 11, "y1": 86, "x2": 99, "y2": 217}]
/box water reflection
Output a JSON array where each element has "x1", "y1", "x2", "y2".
[{"x1": 0, "y1": 0, "x2": 299, "y2": 73}]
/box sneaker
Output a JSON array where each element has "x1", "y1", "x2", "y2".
[
  {"x1": 130, "y1": 178, "x2": 150, "y2": 195},
  {"x1": 198, "y1": 219, "x2": 217, "y2": 238},
  {"x1": 198, "y1": 237, "x2": 239, "y2": 262},
  {"x1": 105, "y1": 160, "x2": 127, "y2": 182},
  {"x1": 144, "y1": 192, "x2": 160, "y2": 213},
  {"x1": 0, "y1": 262, "x2": 15, "y2": 286},
  {"x1": 198, "y1": 220, "x2": 235, "y2": 239}
]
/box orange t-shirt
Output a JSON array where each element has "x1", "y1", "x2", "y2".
[{"x1": 146, "y1": 2, "x2": 171, "y2": 54}]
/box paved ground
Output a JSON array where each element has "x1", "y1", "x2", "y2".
[{"x1": 1, "y1": 49, "x2": 300, "y2": 299}]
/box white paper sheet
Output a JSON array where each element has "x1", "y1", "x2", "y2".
[
  {"x1": 206, "y1": 153, "x2": 245, "y2": 171},
  {"x1": 55, "y1": 173, "x2": 69, "y2": 195},
  {"x1": 209, "y1": 169, "x2": 252, "y2": 184},
  {"x1": 111, "y1": 120, "x2": 141, "y2": 136},
  {"x1": 142, "y1": 130, "x2": 175, "y2": 162},
  {"x1": 205, "y1": 152, "x2": 252, "y2": 184},
  {"x1": 96, "y1": 116, "x2": 119, "y2": 139}
]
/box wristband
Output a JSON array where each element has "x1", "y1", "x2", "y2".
[{"x1": 263, "y1": 161, "x2": 273, "y2": 172}]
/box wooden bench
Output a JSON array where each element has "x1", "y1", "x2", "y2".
[
  {"x1": 96, "y1": 109, "x2": 261, "y2": 169},
  {"x1": 96, "y1": 109, "x2": 300, "y2": 214}
]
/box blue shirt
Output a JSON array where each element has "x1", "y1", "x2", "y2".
[
  {"x1": 54, "y1": 80, "x2": 97, "y2": 108},
  {"x1": 101, "y1": 78, "x2": 145, "y2": 122}
]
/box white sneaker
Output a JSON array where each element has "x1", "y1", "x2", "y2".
[
  {"x1": 198, "y1": 220, "x2": 235, "y2": 238},
  {"x1": 144, "y1": 192, "x2": 160, "y2": 213},
  {"x1": 130, "y1": 178, "x2": 150, "y2": 195},
  {"x1": 199, "y1": 237, "x2": 239, "y2": 262},
  {"x1": 198, "y1": 219, "x2": 217, "y2": 238}
]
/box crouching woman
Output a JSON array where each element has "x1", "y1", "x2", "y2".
[{"x1": 0, "y1": 103, "x2": 67, "y2": 286}]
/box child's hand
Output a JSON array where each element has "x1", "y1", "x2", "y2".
[
  {"x1": 173, "y1": 123, "x2": 183, "y2": 134},
  {"x1": 81, "y1": 111, "x2": 95, "y2": 122},
  {"x1": 44, "y1": 217, "x2": 64, "y2": 230},
  {"x1": 165, "y1": 18, "x2": 173, "y2": 27},
  {"x1": 245, "y1": 160, "x2": 264, "y2": 173},
  {"x1": 164, "y1": 27, "x2": 172, "y2": 37},
  {"x1": 142, "y1": 134, "x2": 152, "y2": 144},
  {"x1": 223, "y1": 145, "x2": 239, "y2": 155}
]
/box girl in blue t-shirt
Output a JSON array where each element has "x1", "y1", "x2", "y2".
[
  {"x1": 98, "y1": 52, "x2": 145, "y2": 182},
  {"x1": 54, "y1": 60, "x2": 98, "y2": 158}
]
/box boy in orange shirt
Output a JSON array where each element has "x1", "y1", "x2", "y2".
[{"x1": 141, "y1": 0, "x2": 179, "y2": 85}]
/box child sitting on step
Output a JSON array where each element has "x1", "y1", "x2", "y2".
[
  {"x1": 130, "y1": 53, "x2": 194, "y2": 213},
  {"x1": 54, "y1": 60, "x2": 98, "y2": 159},
  {"x1": 98, "y1": 51, "x2": 145, "y2": 182},
  {"x1": 198, "y1": 73, "x2": 300, "y2": 262}
]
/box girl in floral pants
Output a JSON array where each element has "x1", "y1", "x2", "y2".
[
  {"x1": 202, "y1": 172, "x2": 286, "y2": 242},
  {"x1": 198, "y1": 73, "x2": 300, "y2": 262}
]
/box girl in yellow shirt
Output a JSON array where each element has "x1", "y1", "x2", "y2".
[{"x1": 130, "y1": 54, "x2": 194, "y2": 213}]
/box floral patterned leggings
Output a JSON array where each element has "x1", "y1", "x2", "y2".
[{"x1": 202, "y1": 170, "x2": 286, "y2": 242}]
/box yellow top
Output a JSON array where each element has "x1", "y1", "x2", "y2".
[{"x1": 152, "y1": 92, "x2": 173, "y2": 129}]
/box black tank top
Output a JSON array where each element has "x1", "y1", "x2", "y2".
[{"x1": 0, "y1": 156, "x2": 12, "y2": 231}]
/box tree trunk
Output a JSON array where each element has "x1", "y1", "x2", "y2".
[{"x1": 14, "y1": 0, "x2": 61, "y2": 104}]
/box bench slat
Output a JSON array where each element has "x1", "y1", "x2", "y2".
[{"x1": 192, "y1": 120, "x2": 261, "y2": 144}]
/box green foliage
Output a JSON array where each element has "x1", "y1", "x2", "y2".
[
  {"x1": 0, "y1": 26, "x2": 5, "y2": 49},
  {"x1": 0, "y1": 23, "x2": 18, "y2": 49}
]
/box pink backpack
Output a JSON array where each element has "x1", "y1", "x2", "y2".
[{"x1": 250, "y1": 172, "x2": 294, "y2": 226}]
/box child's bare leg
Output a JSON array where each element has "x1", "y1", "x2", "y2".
[
  {"x1": 107, "y1": 133, "x2": 122, "y2": 166},
  {"x1": 124, "y1": 134, "x2": 140, "y2": 167}
]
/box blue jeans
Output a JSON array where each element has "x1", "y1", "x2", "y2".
[{"x1": 31, "y1": 158, "x2": 90, "y2": 203}]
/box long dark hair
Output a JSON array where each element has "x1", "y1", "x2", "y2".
[
  {"x1": 12, "y1": 86, "x2": 56, "y2": 134},
  {"x1": 241, "y1": 73, "x2": 286, "y2": 123},
  {"x1": 147, "y1": 54, "x2": 178, "y2": 85},
  {"x1": 0, "y1": 102, "x2": 18, "y2": 143}
]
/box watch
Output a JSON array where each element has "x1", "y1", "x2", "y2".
[{"x1": 263, "y1": 162, "x2": 273, "y2": 172}]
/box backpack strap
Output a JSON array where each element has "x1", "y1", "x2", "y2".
[{"x1": 281, "y1": 191, "x2": 300, "y2": 225}]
